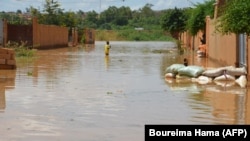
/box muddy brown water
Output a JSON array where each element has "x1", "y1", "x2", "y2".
[{"x1": 0, "y1": 41, "x2": 249, "y2": 141}]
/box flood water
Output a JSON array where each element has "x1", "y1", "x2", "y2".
[{"x1": 0, "y1": 41, "x2": 249, "y2": 141}]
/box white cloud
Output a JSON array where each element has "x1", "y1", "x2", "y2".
[{"x1": 152, "y1": 0, "x2": 198, "y2": 10}]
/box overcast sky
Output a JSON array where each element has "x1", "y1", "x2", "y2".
[{"x1": 0, "y1": 0, "x2": 206, "y2": 12}]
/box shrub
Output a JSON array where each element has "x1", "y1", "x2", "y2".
[{"x1": 6, "y1": 41, "x2": 36, "y2": 57}]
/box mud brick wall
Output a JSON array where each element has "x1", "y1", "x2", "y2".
[
  {"x1": 7, "y1": 24, "x2": 33, "y2": 46},
  {"x1": 3, "y1": 18, "x2": 69, "y2": 49},
  {"x1": 84, "y1": 29, "x2": 95, "y2": 44},
  {"x1": 0, "y1": 48, "x2": 16, "y2": 69},
  {"x1": 33, "y1": 18, "x2": 68, "y2": 49}
]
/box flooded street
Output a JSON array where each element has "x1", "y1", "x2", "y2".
[{"x1": 0, "y1": 41, "x2": 250, "y2": 141}]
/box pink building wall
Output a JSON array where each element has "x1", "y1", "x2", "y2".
[{"x1": 206, "y1": 16, "x2": 237, "y2": 66}]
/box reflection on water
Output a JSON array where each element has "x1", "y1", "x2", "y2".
[
  {"x1": 0, "y1": 88, "x2": 5, "y2": 110},
  {"x1": 0, "y1": 41, "x2": 249, "y2": 141},
  {"x1": 165, "y1": 78, "x2": 249, "y2": 124},
  {"x1": 0, "y1": 70, "x2": 16, "y2": 110},
  {"x1": 203, "y1": 87, "x2": 247, "y2": 124},
  {"x1": 105, "y1": 55, "x2": 110, "y2": 70}
]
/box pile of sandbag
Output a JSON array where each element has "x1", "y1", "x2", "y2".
[
  {"x1": 165, "y1": 64, "x2": 248, "y2": 88},
  {"x1": 197, "y1": 49, "x2": 206, "y2": 58},
  {"x1": 0, "y1": 48, "x2": 16, "y2": 69},
  {"x1": 197, "y1": 45, "x2": 206, "y2": 58},
  {"x1": 165, "y1": 64, "x2": 205, "y2": 78}
]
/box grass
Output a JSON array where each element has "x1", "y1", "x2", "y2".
[
  {"x1": 5, "y1": 41, "x2": 36, "y2": 57},
  {"x1": 95, "y1": 29, "x2": 175, "y2": 41}
]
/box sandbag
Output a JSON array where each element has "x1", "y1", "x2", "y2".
[
  {"x1": 165, "y1": 73, "x2": 175, "y2": 78},
  {"x1": 197, "y1": 50, "x2": 203, "y2": 54},
  {"x1": 226, "y1": 67, "x2": 247, "y2": 76},
  {"x1": 235, "y1": 75, "x2": 247, "y2": 88},
  {"x1": 214, "y1": 74, "x2": 235, "y2": 81},
  {"x1": 221, "y1": 66, "x2": 235, "y2": 69},
  {"x1": 176, "y1": 74, "x2": 191, "y2": 79},
  {"x1": 214, "y1": 81, "x2": 236, "y2": 87},
  {"x1": 165, "y1": 77, "x2": 175, "y2": 83},
  {"x1": 165, "y1": 64, "x2": 185, "y2": 74},
  {"x1": 196, "y1": 76, "x2": 212, "y2": 85},
  {"x1": 177, "y1": 65, "x2": 205, "y2": 78},
  {"x1": 202, "y1": 66, "x2": 234, "y2": 77},
  {"x1": 202, "y1": 68, "x2": 225, "y2": 77}
]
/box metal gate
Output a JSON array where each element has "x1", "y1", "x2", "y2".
[
  {"x1": 0, "y1": 20, "x2": 3, "y2": 46},
  {"x1": 238, "y1": 33, "x2": 247, "y2": 67}
]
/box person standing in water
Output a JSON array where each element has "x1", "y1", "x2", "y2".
[{"x1": 104, "y1": 41, "x2": 111, "y2": 56}]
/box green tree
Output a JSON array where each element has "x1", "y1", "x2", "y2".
[
  {"x1": 129, "y1": 3, "x2": 160, "y2": 29},
  {"x1": 140, "y1": 3, "x2": 154, "y2": 17},
  {"x1": 16, "y1": 10, "x2": 22, "y2": 14},
  {"x1": 186, "y1": 0, "x2": 215, "y2": 36},
  {"x1": 99, "y1": 6, "x2": 132, "y2": 29},
  {"x1": 217, "y1": 0, "x2": 250, "y2": 35},
  {"x1": 100, "y1": 6, "x2": 117, "y2": 24},
  {"x1": 29, "y1": 6, "x2": 41, "y2": 19},
  {"x1": 161, "y1": 7, "x2": 187, "y2": 39},
  {"x1": 0, "y1": 12, "x2": 27, "y2": 25},
  {"x1": 115, "y1": 6, "x2": 132, "y2": 26},
  {"x1": 61, "y1": 11, "x2": 78, "y2": 28},
  {"x1": 83, "y1": 10, "x2": 99, "y2": 29},
  {"x1": 42, "y1": 0, "x2": 64, "y2": 25}
]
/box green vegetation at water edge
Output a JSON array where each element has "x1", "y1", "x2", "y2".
[
  {"x1": 95, "y1": 30, "x2": 175, "y2": 41},
  {"x1": 6, "y1": 41, "x2": 36, "y2": 57},
  {"x1": 1, "y1": 0, "x2": 249, "y2": 40}
]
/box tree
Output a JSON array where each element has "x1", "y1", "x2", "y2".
[
  {"x1": 16, "y1": 10, "x2": 22, "y2": 14},
  {"x1": 140, "y1": 3, "x2": 154, "y2": 17},
  {"x1": 217, "y1": 0, "x2": 250, "y2": 35},
  {"x1": 81, "y1": 11, "x2": 98, "y2": 28},
  {"x1": 29, "y1": 6, "x2": 41, "y2": 18},
  {"x1": 129, "y1": 3, "x2": 160, "y2": 29},
  {"x1": 62, "y1": 11, "x2": 78, "y2": 28},
  {"x1": 186, "y1": 0, "x2": 215, "y2": 36},
  {"x1": 161, "y1": 7, "x2": 187, "y2": 39},
  {"x1": 115, "y1": 6, "x2": 132, "y2": 26},
  {"x1": 100, "y1": 6, "x2": 118, "y2": 24},
  {"x1": 42, "y1": 0, "x2": 64, "y2": 25},
  {"x1": 99, "y1": 6, "x2": 132, "y2": 28}
]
